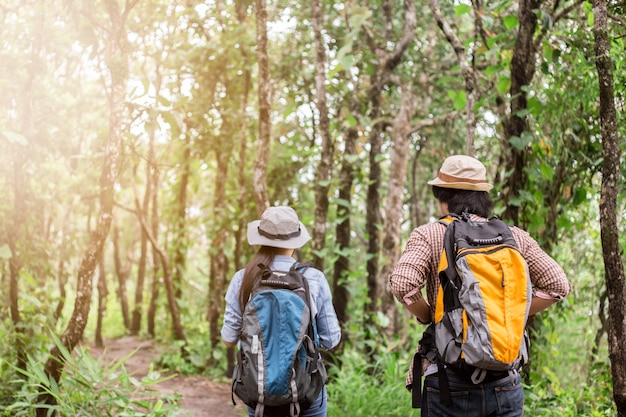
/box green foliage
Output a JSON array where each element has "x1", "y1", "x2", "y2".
[
  {"x1": 524, "y1": 362, "x2": 616, "y2": 416},
  {"x1": 156, "y1": 339, "x2": 211, "y2": 377},
  {"x1": 325, "y1": 338, "x2": 617, "y2": 416},
  {"x1": 0, "y1": 333, "x2": 187, "y2": 417},
  {"x1": 326, "y1": 346, "x2": 419, "y2": 417}
]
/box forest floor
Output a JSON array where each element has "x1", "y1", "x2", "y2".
[{"x1": 88, "y1": 335, "x2": 247, "y2": 417}]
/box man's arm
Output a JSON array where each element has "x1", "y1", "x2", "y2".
[
  {"x1": 529, "y1": 295, "x2": 557, "y2": 316},
  {"x1": 223, "y1": 339, "x2": 237, "y2": 348},
  {"x1": 405, "y1": 298, "x2": 432, "y2": 324}
]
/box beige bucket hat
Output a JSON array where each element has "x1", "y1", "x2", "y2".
[
  {"x1": 247, "y1": 206, "x2": 311, "y2": 249},
  {"x1": 428, "y1": 155, "x2": 493, "y2": 191}
]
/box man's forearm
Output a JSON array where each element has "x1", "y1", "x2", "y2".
[{"x1": 406, "y1": 298, "x2": 431, "y2": 324}]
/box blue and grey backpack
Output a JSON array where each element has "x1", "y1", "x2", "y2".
[{"x1": 232, "y1": 262, "x2": 327, "y2": 417}]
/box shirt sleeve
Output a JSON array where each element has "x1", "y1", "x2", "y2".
[
  {"x1": 310, "y1": 269, "x2": 342, "y2": 351},
  {"x1": 512, "y1": 227, "x2": 571, "y2": 300},
  {"x1": 220, "y1": 270, "x2": 244, "y2": 345},
  {"x1": 388, "y1": 225, "x2": 434, "y2": 306}
]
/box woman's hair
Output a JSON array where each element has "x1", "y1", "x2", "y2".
[
  {"x1": 238, "y1": 246, "x2": 281, "y2": 309},
  {"x1": 432, "y1": 186, "x2": 494, "y2": 217}
]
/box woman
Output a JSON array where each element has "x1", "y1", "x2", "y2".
[{"x1": 221, "y1": 206, "x2": 341, "y2": 417}]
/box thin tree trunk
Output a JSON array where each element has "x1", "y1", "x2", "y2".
[
  {"x1": 365, "y1": 122, "x2": 383, "y2": 317},
  {"x1": 8, "y1": 3, "x2": 40, "y2": 369},
  {"x1": 132, "y1": 179, "x2": 186, "y2": 342},
  {"x1": 132, "y1": 218, "x2": 148, "y2": 334},
  {"x1": 147, "y1": 168, "x2": 161, "y2": 337},
  {"x1": 253, "y1": 0, "x2": 270, "y2": 214},
  {"x1": 311, "y1": 0, "x2": 333, "y2": 270},
  {"x1": 228, "y1": 37, "x2": 251, "y2": 376},
  {"x1": 380, "y1": 90, "x2": 415, "y2": 320},
  {"x1": 429, "y1": 0, "x2": 477, "y2": 156},
  {"x1": 136, "y1": 56, "x2": 163, "y2": 335},
  {"x1": 235, "y1": 70, "x2": 250, "y2": 273},
  {"x1": 593, "y1": 1, "x2": 626, "y2": 413},
  {"x1": 9, "y1": 151, "x2": 26, "y2": 371},
  {"x1": 172, "y1": 137, "x2": 190, "y2": 300},
  {"x1": 332, "y1": 121, "x2": 358, "y2": 343},
  {"x1": 37, "y1": 2, "x2": 136, "y2": 413},
  {"x1": 95, "y1": 253, "x2": 107, "y2": 348},
  {"x1": 53, "y1": 209, "x2": 73, "y2": 324},
  {"x1": 131, "y1": 126, "x2": 156, "y2": 335},
  {"x1": 208, "y1": 150, "x2": 229, "y2": 350},
  {"x1": 112, "y1": 221, "x2": 130, "y2": 330}
]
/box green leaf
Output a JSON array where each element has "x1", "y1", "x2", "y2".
[
  {"x1": 1, "y1": 130, "x2": 28, "y2": 145},
  {"x1": 0, "y1": 244, "x2": 11, "y2": 259},
  {"x1": 454, "y1": 4, "x2": 472, "y2": 16},
  {"x1": 573, "y1": 188, "x2": 588, "y2": 205},
  {"x1": 348, "y1": 6, "x2": 372, "y2": 29},
  {"x1": 539, "y1": 162, "x2": 555, "y2": 180},
  {"x1": 527, "y1": 96, "x2": 543, "y2": 115},
  {"x1": 447, "y1": 90, "x2": 467, "y2": 111},
  {"x1": 503, "y1": 16, "x2": 519, "y2": 30},
  {"x1": 496, "y1": 76, "x2": 511, "y2": 94},
  {"x1": 376, "y1": 311, "x2": 390, "y2": 328},
  {"x1": 336, "y1": 42, "x2": 353, "y2": 61},
  {"x1": 509, "y1": 134, "x2": 532, "y2": 150},
  {"x1": 160, "y1": 111, "x2": 180, "y2": 138},
  {"x1": 341, "y1": 54, "x2": 357, "y2": 71},
  {"x1": 485, "y1": 64, "x2": 501, "y2": 77},
  {"x1": 157, "y1": 94, "x2": 171, "y2": 107}
]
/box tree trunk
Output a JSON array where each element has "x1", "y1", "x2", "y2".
[
  {"x1": 132, "y1": 217, "x2": 148, "y2": 335},
  {"x1": 365, "y1": 0, "x2": 416, "y2": 318},
  {"x1": 9, "y1": 151, "x2": 26, "y2": 371},
  {"x1": 253, "y1": 0, "x2": 271, "y2": 214},
  {"x1": 131, "y1": 113, "x2": 157, "y2": 335},
  {"x1": 53, "y1": 207, "x2": 72, "y2": 324},
  {"x1": 112, "y1": 221, "x2": 131, "y2": 330},
  {"x1": 365, "y1": 122, "x2": 383, "y2": 317},
  {"x1": 133, "y1": 179, "x2": 186, "y2": 342},
  {"x1": 311, "y1": 0, "x2": 333, "y2": 270},
  {"x1": 593, "y1": 1, "x2": 626, "y2": 414},
  {"x1": 500, "y1": 0, "x2": 540, "y2": 225},
  {"x1": 172, "y1": 137, "x2": 190, "y2": 300},
  {"x1": 147, "y1": 168, "x2": 161, "y2": 338},
  {"x1": 379, "y1": 89, "x2": 416, "y2": 321},
  {"x1": 37, "y1": 2, "x2": 136, "y2": 413},
  {"x1": 228, "y1": 38, "x2": 252, "y2": 376},
  {"x1": 332, "y1": 120, "x2": 358, "y2": 344},
  {"x1": 95, "y1": 254, "x2": 107, "y2": 348},
  {"x1": 208, "y1": 150, "x2": 229, "y2": 350},
  {"x1": 429, "y1": 0, "x2": 476, "y2": 156}
]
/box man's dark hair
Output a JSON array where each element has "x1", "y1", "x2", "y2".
[{"x1": 432, "y1": 186, "x2": 494, "y2": 218}]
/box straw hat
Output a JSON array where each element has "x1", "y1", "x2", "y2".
[
  {"x1": 247, "y1": 206, "x2": 311, "y2": 249},
  {"x1": 427, "y1": 155, "x2": 493, "y2": 191}
]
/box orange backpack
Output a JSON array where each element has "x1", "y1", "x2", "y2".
[{"x1": 412, "y1": 213, "x2": 531, "y2": 408}]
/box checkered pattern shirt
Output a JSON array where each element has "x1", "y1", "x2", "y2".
[
  {"x1": 389, "y1": 215, "x2": 571, "y2": 388},
  {"x1": 389, "y1": 215, "x2": 571, "y2": 319}
]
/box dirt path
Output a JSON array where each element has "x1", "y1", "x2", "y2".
[{"x1": 88, "y1": 336, "x2": 247, "y2": 417}]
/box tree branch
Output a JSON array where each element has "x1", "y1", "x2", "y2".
[
  {"x1": 408, "y1": 111, "x2": 460, "y2": 136},
  {"x1": 534, "y1": 0, "x2": 586, "y2": 49}
]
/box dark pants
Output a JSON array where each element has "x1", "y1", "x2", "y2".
[
  {"x1": 247, "y1": 386, "x2": 327, "y2": 417},
  {"x1": 422, "y1": 370, "x2": 523, "y2": 417}
]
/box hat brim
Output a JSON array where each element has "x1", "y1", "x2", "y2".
[
  {"x1": 428, "y1": 178, "x2": 493, "y2": 191},
  {"x1": 247, "y1": 220, "x2": 311, "y2": 249}
]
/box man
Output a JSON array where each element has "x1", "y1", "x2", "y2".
[{"x1": 389, "y1": 155, "x2": 571, "y2": 417}]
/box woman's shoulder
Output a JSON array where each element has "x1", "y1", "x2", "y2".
[{"x1": 301, "y1": 264, "x2": 324, "y2": 278}]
